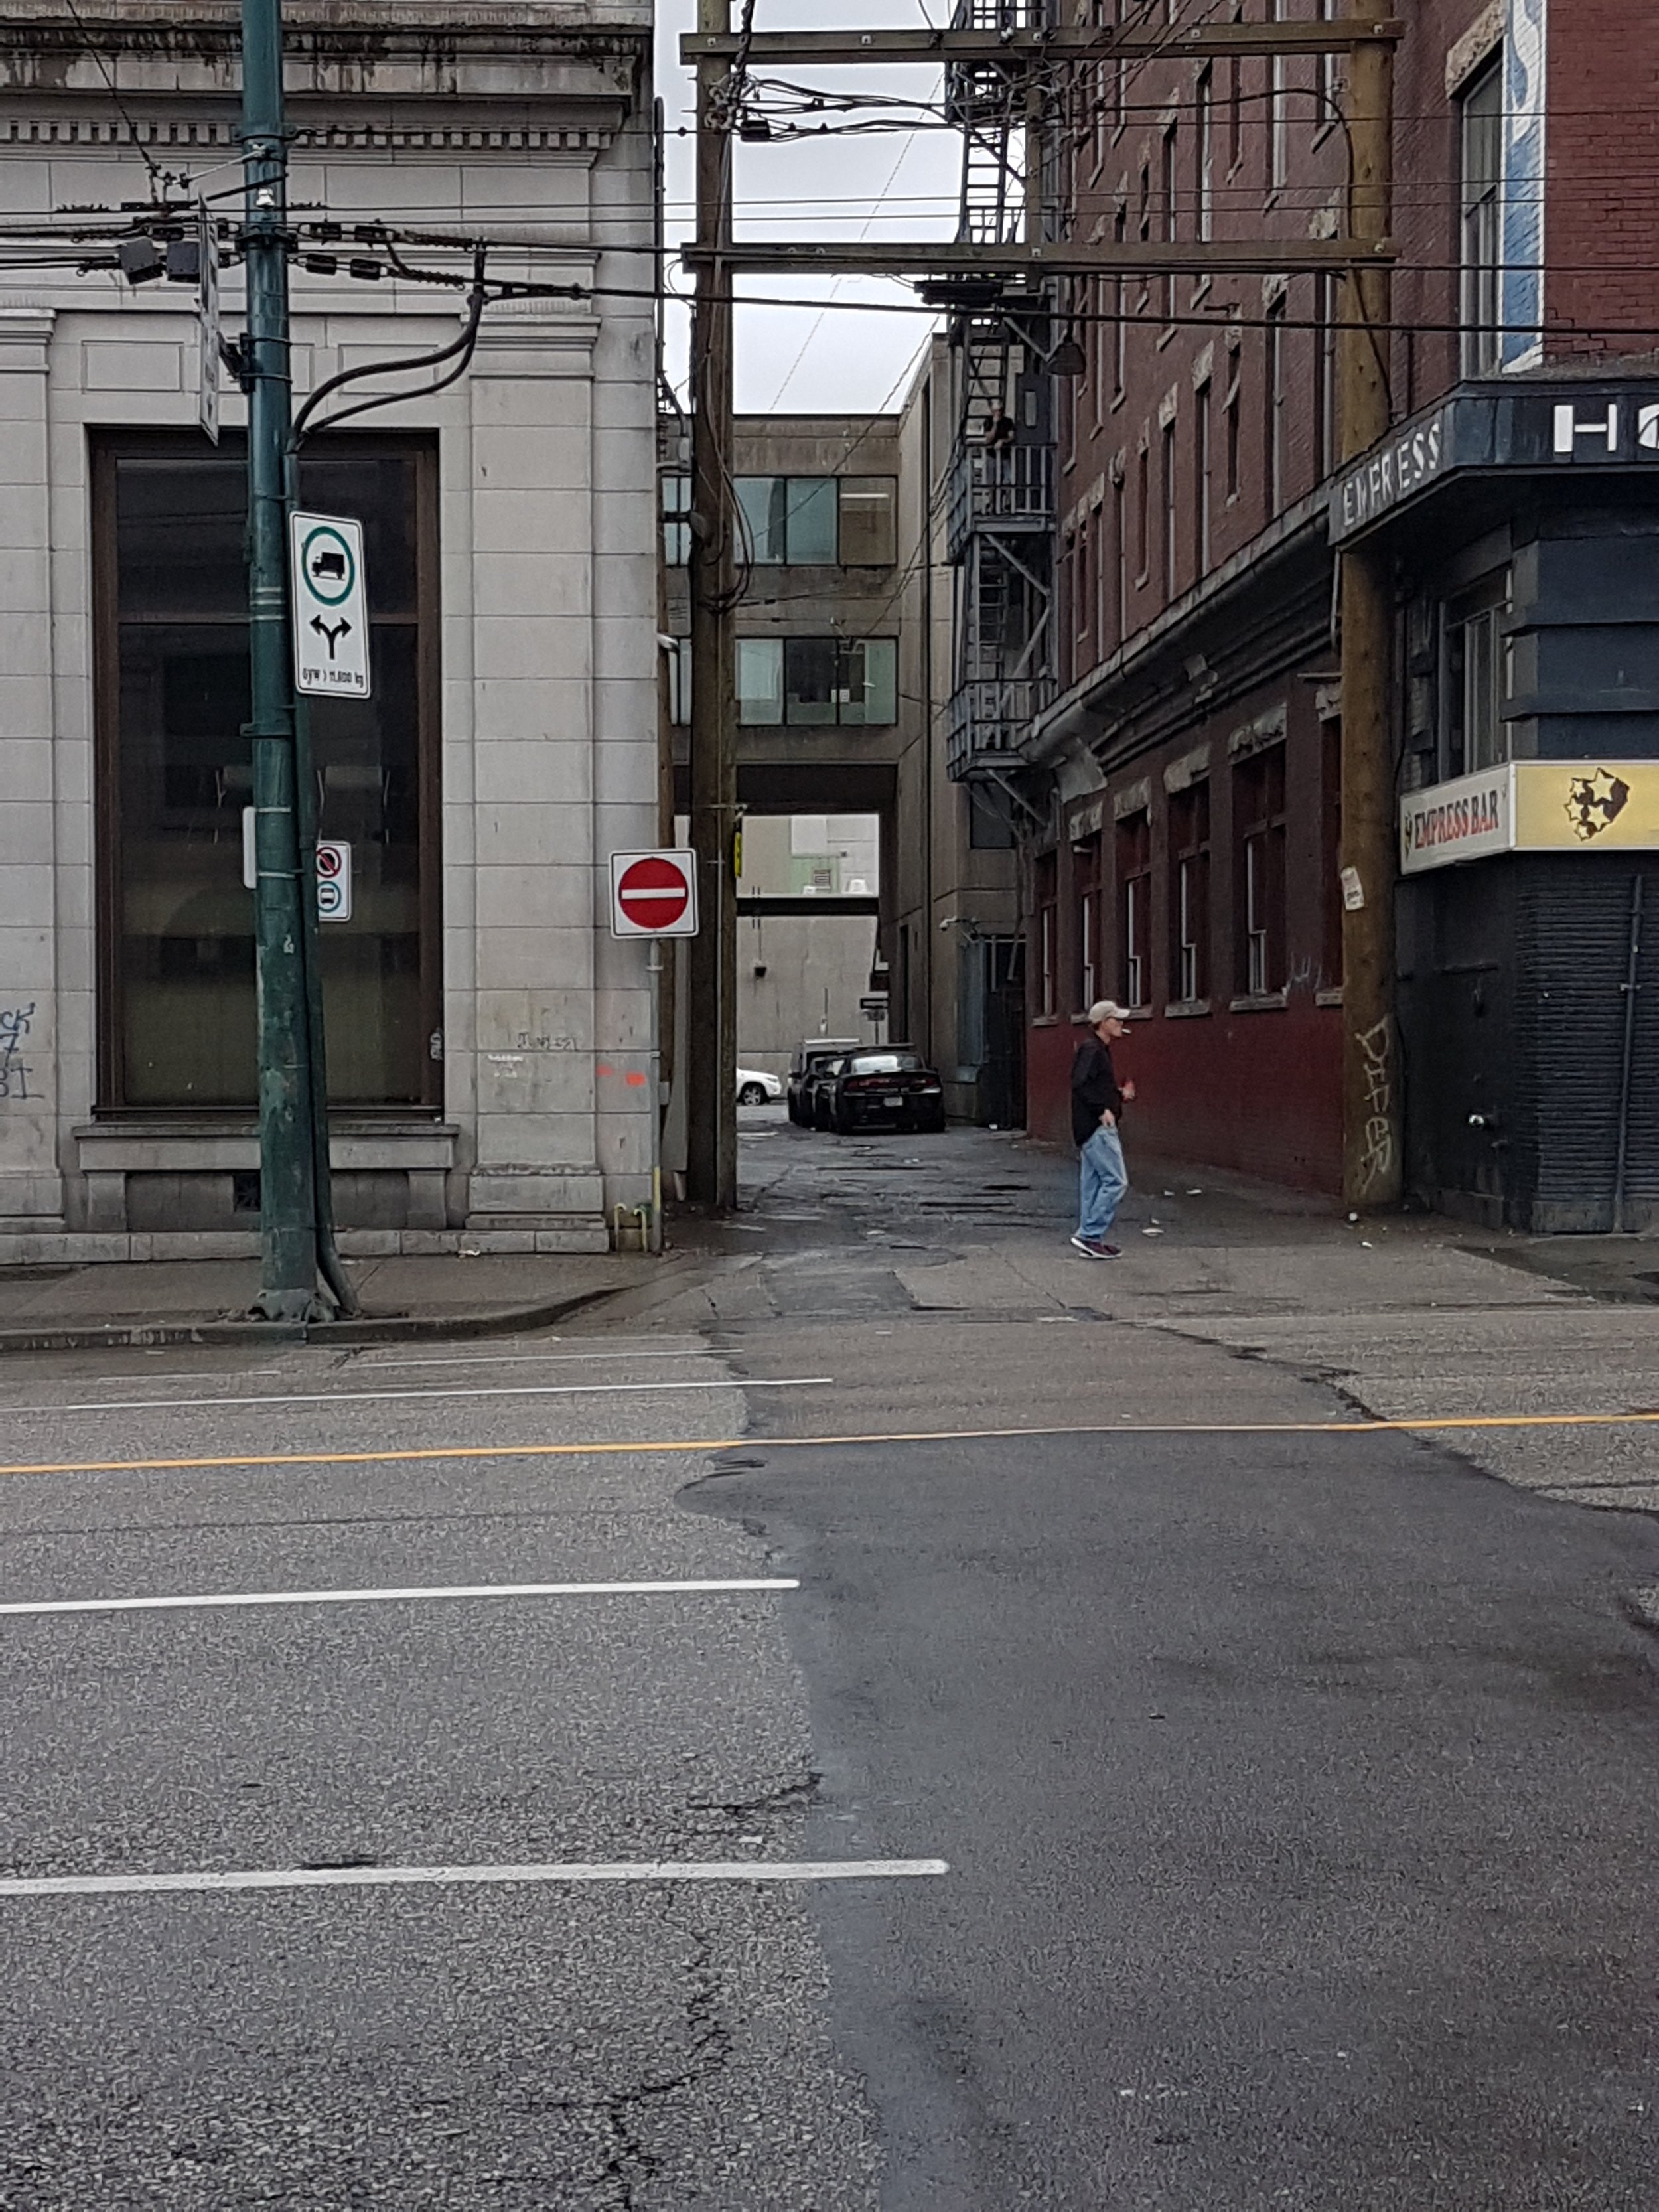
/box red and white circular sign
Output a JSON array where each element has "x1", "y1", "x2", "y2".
[{"x1": 611, "y1": 849, "x2": 699, "y2": 938}]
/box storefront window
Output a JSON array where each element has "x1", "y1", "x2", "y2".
[{"x1": 96, "y1": 435, "x2": 437, "y2": 1111}]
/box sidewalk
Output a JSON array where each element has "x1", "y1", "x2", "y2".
[{"x1": 0, "y1": 1249, "x2": 674, "y2": 1355}]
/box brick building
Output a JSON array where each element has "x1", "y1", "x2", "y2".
[{"x1": 1001, "y1": 0, "x2": 1659, "y2": 1226}]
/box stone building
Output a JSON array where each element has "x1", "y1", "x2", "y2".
[{"x1": 0, "y1": 0, "x2": 658, "y2": 1259}]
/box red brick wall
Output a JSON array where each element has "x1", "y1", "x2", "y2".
[
  {"x1": 1544, "y1": 0, "x2": 1659, "y2": 356},
  {"x1": 1023, "y1": 678, "x2": 1342, "y2": 1189}
]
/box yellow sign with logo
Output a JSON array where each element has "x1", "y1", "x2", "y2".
[
  {"x1": 1512, "y1": 761, "x2": 1659, "y2": 851},
  {"x1": 1402, "y1": 761, "x2": 1659, "y2": 872}
]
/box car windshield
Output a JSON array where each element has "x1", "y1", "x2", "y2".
[{"x1": 848, "y1": 1053, "x2": 923, "y2": 1074}]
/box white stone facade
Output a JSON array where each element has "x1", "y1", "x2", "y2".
[{"x1": 0, "y1": 0, "x2": 660, "y2": 1258}]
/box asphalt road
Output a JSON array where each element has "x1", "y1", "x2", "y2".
[{"x1": 5, "y1": 1112, "x2": 1659, "y2": 2207}]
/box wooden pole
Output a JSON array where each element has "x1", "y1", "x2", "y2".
[
  {"x1": 686, "y1": 0, "x2": 737, "y2": 1209},
  {"x1": 1336, "y1": 2, "x2": 1399, "y2": 1209}
]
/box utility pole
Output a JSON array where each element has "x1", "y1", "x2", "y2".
[
  {"x1": 241, "y1": 0, "x2": 332, "y2": 1318},
  {"x1": 685, "y1": 0, "x2": 737, "y2": 1209},
  {"x1": 1336, "y1": 0, "x2": 1400, "y2": 1209}
]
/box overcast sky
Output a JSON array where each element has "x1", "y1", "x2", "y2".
[{"x1": 654, "y1": 0, "x2": 959, "y2": 414}]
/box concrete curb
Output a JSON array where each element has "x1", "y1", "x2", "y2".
[{"x1": 0, "y1": 1273, "x2": 672, "y2": 1359}]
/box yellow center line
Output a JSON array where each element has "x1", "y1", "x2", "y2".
[{"x1": 0, "y1": 1409, "x2": 1654, "y2": 1480}]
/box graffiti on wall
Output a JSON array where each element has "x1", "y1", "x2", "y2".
[
  {"x1": 0, "y1": 1003, "x2": 35, "y2": 1102},
  {"x1": 1355, "y1": 1017, "x2": 1396, "y2": 1193}
]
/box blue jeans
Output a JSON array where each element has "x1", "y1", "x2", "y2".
[{"x1": 1077, "y1": 1122, "x2": 1127, "y2": 1242}]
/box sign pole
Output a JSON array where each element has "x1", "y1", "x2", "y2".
[
  {"x1": 1336, "y1": 0, "x2": 1402, "y2": 1210},
  {"x1": 241, "y1": 0, "x2": 330, "y2": 1319},
  {"x1": 685, "y1": 0, "x2": 737, "y2": 1210}
]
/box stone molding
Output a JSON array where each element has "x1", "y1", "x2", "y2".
[{"x1": 0, "y1": 119, "x2": 618, "y2": 151}]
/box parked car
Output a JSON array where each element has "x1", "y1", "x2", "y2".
[
  {"x1": 786, "y1": 1037, "x2": 859, "y2": 1125},
  {"x1": 803, "y1": 1055, "x2": 851, "y2": 1130},
  {"x1": 737, "y1": 1067, "x2": 782, "y2": 1105},
  {"x1": 818, "y1": 1049, "x2": 946, "y2": 1135}
]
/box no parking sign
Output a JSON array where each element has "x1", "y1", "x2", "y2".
[
  {"x1": 242, "y1": 814, "x2": 352, "y2": 922},
  {"x1": 315, "y1": 840, "x2": 352, "y2": 921}
]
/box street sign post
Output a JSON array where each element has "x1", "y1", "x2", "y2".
[
  {"x1": 290, "y1": 512, "x2": 371, "y2": 698},
  {"x1": 314, "y1": 839, "x2": 352, "y2": 920},
  {"x1": 611, "y1": 849, "x2": 699, "y2": 938},
  {"x1": 244, "y1": 811, "x2": 352, "y2": 920},
  {"x1": 197, "y1": 198, "x2": 220, "y2": 445}
]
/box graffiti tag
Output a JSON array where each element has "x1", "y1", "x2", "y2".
[{"x1": 0, "y1": 1003, "x2": 35, "y2": 1102}]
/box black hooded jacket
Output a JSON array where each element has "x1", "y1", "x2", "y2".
[{"x1": 1070, "y1": 1034, "x2": 1125, "y2": 1148}]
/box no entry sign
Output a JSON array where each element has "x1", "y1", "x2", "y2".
[{"x1": 610, "y1": 848, "x2": 699, "y2": 939}]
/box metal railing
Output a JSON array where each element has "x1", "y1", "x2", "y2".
[{"x1": 947, "y1": 442, "x2": 1054, "y2": 559}]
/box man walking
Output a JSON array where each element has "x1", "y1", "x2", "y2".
[{"x1": 1070, "y1": 999, "x2": 1135, "y2": 1258}]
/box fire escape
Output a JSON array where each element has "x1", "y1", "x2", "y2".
[{"x1": 940, "y1": 0, "x2": 1056, "y2": 795}]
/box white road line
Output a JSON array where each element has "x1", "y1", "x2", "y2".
[
  {"x1": 348, "y1": 1350, "x2": 716, "y2": 1372},
  {"x1": 0, "y1": 1377, "x2": 830, "y2": 1419},
  {"x1": 0, "y1": 1576, "x2": 800, "y2": 1619},
  {"x1": 0, "y1": 1858, "x2": 950, "y2": 1899}
]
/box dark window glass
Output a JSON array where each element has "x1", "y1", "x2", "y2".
[
  {"x1": 1234, "y1": 743, "x2": 1287, "y2": 997},
  {"x1": 101, "y1": 437, "x2": 434, "y2": 1110},
  {"x1": 1169, "y1": 780, "x2": 1210, "y2": 1003},
  {"x1": 1116, "y1": 809, "x2": 1152, "y2": 1008}
]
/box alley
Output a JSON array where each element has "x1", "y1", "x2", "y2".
[{"x1": 4, "y1": 1116, "x2": 1659, "y2": 2204}]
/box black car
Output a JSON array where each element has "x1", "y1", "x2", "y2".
[
  {"x1": 819, "y1": 1049, "x2": 946, "y2": 1135},
  {"x1": 786, "y1": 1038, "x2": 859, "y2": 1125}
]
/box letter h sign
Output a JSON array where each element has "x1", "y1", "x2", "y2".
[{"x1": 1554, "y1": 402, "x2": 1621, "y2": 457}]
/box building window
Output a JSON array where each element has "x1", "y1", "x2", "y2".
[
  {"x1": 1161, "y1": 122, "x2": 1179, "y2": 325},
  {"x1": 1269, "y1": 0, "x2": 1290, "y2": 190},
  {"x1": 1112, "y1": 205, "x2": 1129, "y2": 397},
  {"x1": 733, "y1": 636, "x2": 899, "y2": 726},
  {"x1": 1161, "y1": 417, "x2": 1177, "y2": 600},
  {"x1": 837, "y1": 477, "x2": 899, "y2": 565},
  {"x1": 1169, "y1": 780, "x2": 1210, "y2": 1003},
  {"x1": 1444, "y1": 573, "x2": 1511, "y2": 774},
  {"x1": 1194, "y1": 380, "x2": 1212, "y2": 575},
  {"x1": 1109, "y1": 473, "x2": 1127, "y2": 650},
  {"x1": 1074, "y1": 832, "x2": 1102, "y2": 1010},
  {"x1": 94, "y1": 435, "x2": 438, "y2": 1110},
  {"x1": 1195, "y1": 66, "x2": 1214, "y2": 241},
  {"x1": 1035, "y1": 851, "x2": 1058, "y2": 1017},
  {"x1": 1234, "y1": 744, "x2": 1287, "y2": 998},
  {"x1": 1226, "y1": 53, "x2": 1243, "y2": 173},
  {"x1": 662, "y1": 472, "x2": 691, "y2": 565},
  {"x1": 1265, "y1": 291, "x2": 1287, "y2": 515},
  {"x1": 1135, "y1": 441, "x2": 1150, "y2": 581},
  {"x1": 1224, "y1": 345, "x2": 1242, "y2": 500},
  {"x1": 1117, "y1": 809, "x2": 1152, "y2": 1009},
  {"x1": 1460, "y1": 60, "x2": 1503, "y2": 376},
  {"x1": 731, "y1": 475, "x2": 897, "y2": 565}
]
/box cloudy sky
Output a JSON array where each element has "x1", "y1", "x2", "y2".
[{"x1": 654, "y1": 0, "x2": 960, "y2": 413}]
